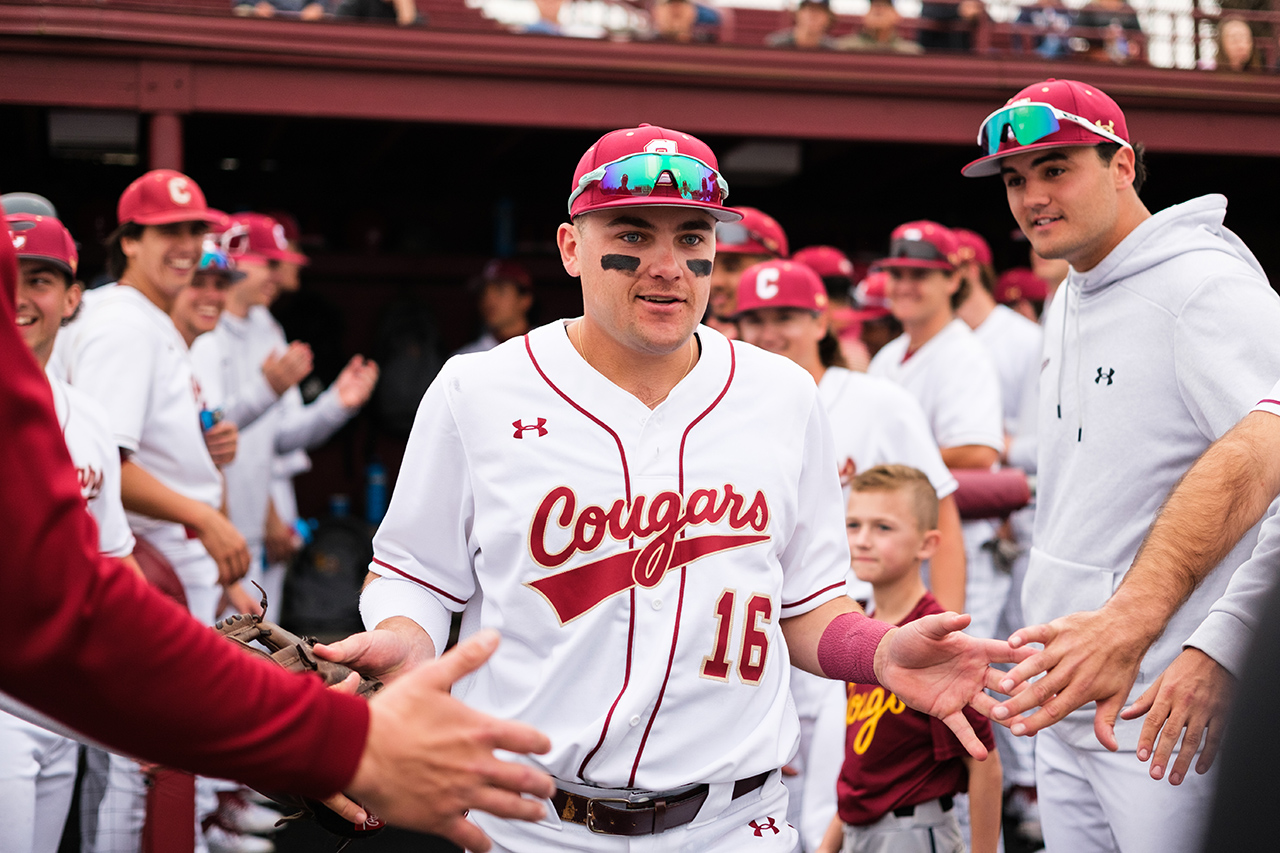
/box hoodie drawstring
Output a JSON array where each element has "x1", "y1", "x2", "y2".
[{"x1": 1055, "y1": 278, "x2": 1083, "y2": 442}]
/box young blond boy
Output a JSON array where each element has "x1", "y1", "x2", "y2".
[{"x1": 818, "y1": 465, "x2": 1002, "y2": 853}]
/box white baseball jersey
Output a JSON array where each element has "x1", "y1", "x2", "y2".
[
  {"x1": 971, "y1": 304, "x2": 1043, "y2": 438},
  {"x1": 369, "y1": 320, "x2": 850, "y2": 791},
  {"x1": 48, "y1": 375, "x2": 135, "y2": 559},
  {"x1": 869, "y1": 318, "x2": 1006, "y2": 638},
  {"x1": 1257, "y1": 378, "x2": 1280, "y2": 418},
  {"x1": 818, "y1": 367, "x2": 958, "y2": 501},
  {"x1": 867, "y1": 318, "x2": 1003, "y2": 454},
  {"x1": 64, "y1": 285, "x2": 222, "y2": 599}
]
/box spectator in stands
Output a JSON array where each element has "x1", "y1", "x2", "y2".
[
  {"x1": 333, "y1": 0, "x2": 422, "y2": 26},
  {"x1": 523, "y1": 0, "x2": 566, "y2": 34},
  {"x1": 917, "y1": 0, "x2": 985, "y2": 51},
  {"x1": 766, "y1": 0, "x2": 839, "y2": 50},
  {"x1": 1208, "y1": 16, "x2": 1264, "y2": 71},
  {"x1": 1012, "y1": 0, "x2": 1072, "y2": 59},
  {"x1": 1075, "y1": 0, "x2": 1143, "y2": 62},
  {"x1": 234, "y1": 0, "x2": 326, "y2": 19},
  {"x1": 838, "y1": 0, "x2": 922, "y2": 53},
  {"x1": 644, "y1": 0, "x2": 706, "y2": 42}
]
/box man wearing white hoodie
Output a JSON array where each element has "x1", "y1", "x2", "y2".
[{"x1": 960, "y1": 78, "x2": 1280, "y2": 853}]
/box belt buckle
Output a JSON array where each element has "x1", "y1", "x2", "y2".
[{"x1": 585, "y1": 797, "x2": 633, "y2": 834}]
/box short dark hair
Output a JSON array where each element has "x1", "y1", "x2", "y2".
[
  {"x1": 950, "y1": 273, "x2": 970, "y2": 311},
  {"x1": 105, "y1": 221, "x2": 145, "y2": 281},
  {"x1": 1097, "y1": 142, "x2": 1147, "y2": 195}
]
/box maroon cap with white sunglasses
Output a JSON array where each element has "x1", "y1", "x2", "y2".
[{"x1": 962, "y1": 79, "x2": 1131, "y2": 178}]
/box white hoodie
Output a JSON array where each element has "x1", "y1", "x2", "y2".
[{"x1": 1026, "y1": 194, "x2": 1280, "y2": 751}]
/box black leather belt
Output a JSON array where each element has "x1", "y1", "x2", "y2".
[
  {"x1": 893, "y1": 794, "x2": 954, "y2": 819},
  {"x1": 552, "y1": 771, "x2": 770, "y2": 836}
]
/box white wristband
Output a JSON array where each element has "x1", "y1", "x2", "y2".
[{"x1": 359, "y1": 575, "x2": 453, "y2": 656}]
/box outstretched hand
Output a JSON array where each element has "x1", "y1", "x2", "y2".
[
  {"x1": 876, "y1": 611, "x2": 1034, "y2": 759},
  {"x1": 313, "y1": 625, "x2": 432, "y2": 686},
  {"x1": 1120, "y1": 647, "x2": 1234, "y2": 786},
  {"x1": 343, "y1": 630, "x2": 555, "y2": 851},
  {"x1": 989, "y1": 608, "x2": 1150, "y2": 749}
]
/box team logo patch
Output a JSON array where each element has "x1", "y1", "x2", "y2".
[
  {"x1": 749, "y1": 818, "x2": 780, "y2": 837},
  {"x1": 644, "y1": 138, "x2": 679, "y2": 154},
  {"x1": 902, "y1": 228, "x2": 923, "y2": 242},
  {"x1": 755, "y1": 268, "x2": 780, "y2": 301},
  {"x1": 513, "y1": 418, "x2": 548, "y2": 438},
  {"x1": 11, "y1": 235, "x2": 25, "y2": 250},
  {"x1": 526, "y1": 485, "x2": 771, "y2": 623},
  {"x1": 168, "y1": 176, "x2": 192, "y2": 205}
]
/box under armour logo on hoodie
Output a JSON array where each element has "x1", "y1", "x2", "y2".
[{"x1": 1095, "y1": 368, "x2": 1115, "y2": 386}]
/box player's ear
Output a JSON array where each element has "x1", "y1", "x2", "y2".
[
  {"x1": 1111, "y1": 146, "x2": 1137, "y2": 191},
  {"x1": 557, "y1": 221, "x2": 583, "y2": 279},
  {"x1": 917, "y1": 529, "x2": 941, "y2": 562},
  {"x1": 62, "y1": 281, "x2": 83, "y2": 322}
]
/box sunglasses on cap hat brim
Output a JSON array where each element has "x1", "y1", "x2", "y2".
[
  {"x1": 715, "y1": 221, "x2": 784, "y2": 255},
  {"x1": 568, "y1": 152, "x2": 731, "y2": 216},
  {"x1": 875, "y1": 238, "x2": 956, "y2": 271},
  {"x1": 964, "y1": 101, "x2": 1131, "y2": 177}
]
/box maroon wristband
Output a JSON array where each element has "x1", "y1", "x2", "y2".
[{"x1": 816, "y1": 611, "x2": 894, "y2": 686}]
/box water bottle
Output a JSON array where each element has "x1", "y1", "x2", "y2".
[{"x1": 366, "y1": 460, "x2": 387, "y2": 524}]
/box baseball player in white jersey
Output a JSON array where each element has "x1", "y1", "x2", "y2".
[
  {"x1": 206, "y1": 211, "x2": 376, "y2": 611},
  {"x1": 867, "y1": 221, "x2": 1005, "y2": 642},
  {"x1": 733, "y1": 258, "x2": 964, "y2": 851},
  {"x1": 0, "y1": 213, "x2": 142, "y2": 853},
  {"x1": 316, "y1": 124, "x2": 1027, "y2": 853},
  {"x1": 962, "y1": 79, "x2": 1280, "y2": 853}
]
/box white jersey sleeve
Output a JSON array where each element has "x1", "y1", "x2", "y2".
[
  {"x1": 1252, "y1": 378, "x2": 1280, "y2": 419},
  {"x1": 274, "y1": 385, "x2": 353, "y2": 455},
  {"x1": 66, "y1": 297, "x2": 157, "y2": 453},
  {"x1": 51, "y1": 377, "x2": 136, "y2": 559},
  {"x1": 367, "y1": 360, "x2": 476, "y2": 609}
]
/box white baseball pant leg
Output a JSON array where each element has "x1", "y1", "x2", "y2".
[
  {"x1": 840, "y1": 798, "x2": 965, "y2": 853},
  {"x1": 1035, "y1": 726, "x2": 1215, "y2": 853},
  {"x1": 0, "y1": 712, "x2": 78, "y2": 853}
]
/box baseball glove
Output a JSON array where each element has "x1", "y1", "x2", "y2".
[{"x1": 213, "y1": 591, "x2": 385, "y2": 848}]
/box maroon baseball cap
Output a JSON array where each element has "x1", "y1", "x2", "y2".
[
  {"x1": 475, "y1": 258, "x2": 533, "y2": 293},
  {"x1": 875, "y1": 221, "x2": 961, "y2": 271},
  {"x1": 995, "y1": 267, "x2": 1049, "y2": 304},
  {"x1": 716, "y1": 207, "x2": 789, "y2": 257},
  {"x1": 221, "y1": 213, "x2": 307, "y2": 265},
  {"x1": 734, "y1": 259, "x2": 827, "y2": 316},
  {"x1": 962, "y1": 79, "x2": 1131, "y2": 178},
  {"x1": 6, "y1": 213, "x2": 78, "y2": 278},
  {"x1": 568, "y1": 125, "x2": 740, "y2": 223},
  {"x1": 953, "y1": 228, "x2": 993, "y2": 268},
  {"x1": 117, "y1": 169, "x2": 215, "y2": 227},
  {"x1": 849, "y1": 272, "x2": 891, "y2": 321},
  {"x1": 792, "y1": 245, "x2": 854, "y2": 280}
]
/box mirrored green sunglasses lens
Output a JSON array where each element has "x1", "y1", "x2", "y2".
[
  {"x1": 596, "y1": 155, "x2": 723, "y2": 204},
  {"x1": 981, "y1": 105, "x2": 1061, "y2": 156}
]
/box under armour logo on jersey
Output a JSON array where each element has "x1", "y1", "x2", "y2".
[
  {"x1": 1095, "y1": 367, "x2": 1115, "y2": 386},
  {"x1": 749, "y1": 818, "x2": 780, "y2": 837},
  {"x1": 513, "y1": 418, "x2": 548, "y2": 438}
]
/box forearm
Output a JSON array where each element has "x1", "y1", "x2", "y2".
[
  {"x1": 930, "y1": 494, "x2": 966, "y2": 613},
  {"x1": 222, "y1": 371, "x2": 279, "y2": 431},
  {"x1": 939, "y1": 444, "x2": 999, "y2": 470},
  {"x1": 1111, "y1": 412, "x2": 1280, "y2": 639},
  {"x1": 781, "y1": 596, "x2": 862, "y2": 676},
  {"x1": 963, "y1": 752, "x2": 1002, "y2": 853},
  {"x1": 275, "y1": 386, "x2": 352, "y2": 453},
  {"x1": 120, "y1": 460, "x2": 217, "y2": 529}
]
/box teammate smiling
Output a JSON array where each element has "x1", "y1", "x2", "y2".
[{"x1": 317, "y1": 124, "x2": 1029, "y2": 852}]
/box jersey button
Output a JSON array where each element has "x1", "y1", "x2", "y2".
[
  {"x1": 629, "y1": 715, "x2": 641, "y2": 726},
  {"x1": 651, "y1": 598, "x2": 663, "y2": 610}
]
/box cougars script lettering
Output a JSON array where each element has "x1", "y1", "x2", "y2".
[{"x1": 525, "y1": 485, "x2": 770, "y2": 623}]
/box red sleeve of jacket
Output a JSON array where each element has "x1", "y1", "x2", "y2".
[{"x1": 0, "y1": 230, "x2": 369, "y2": 798}]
